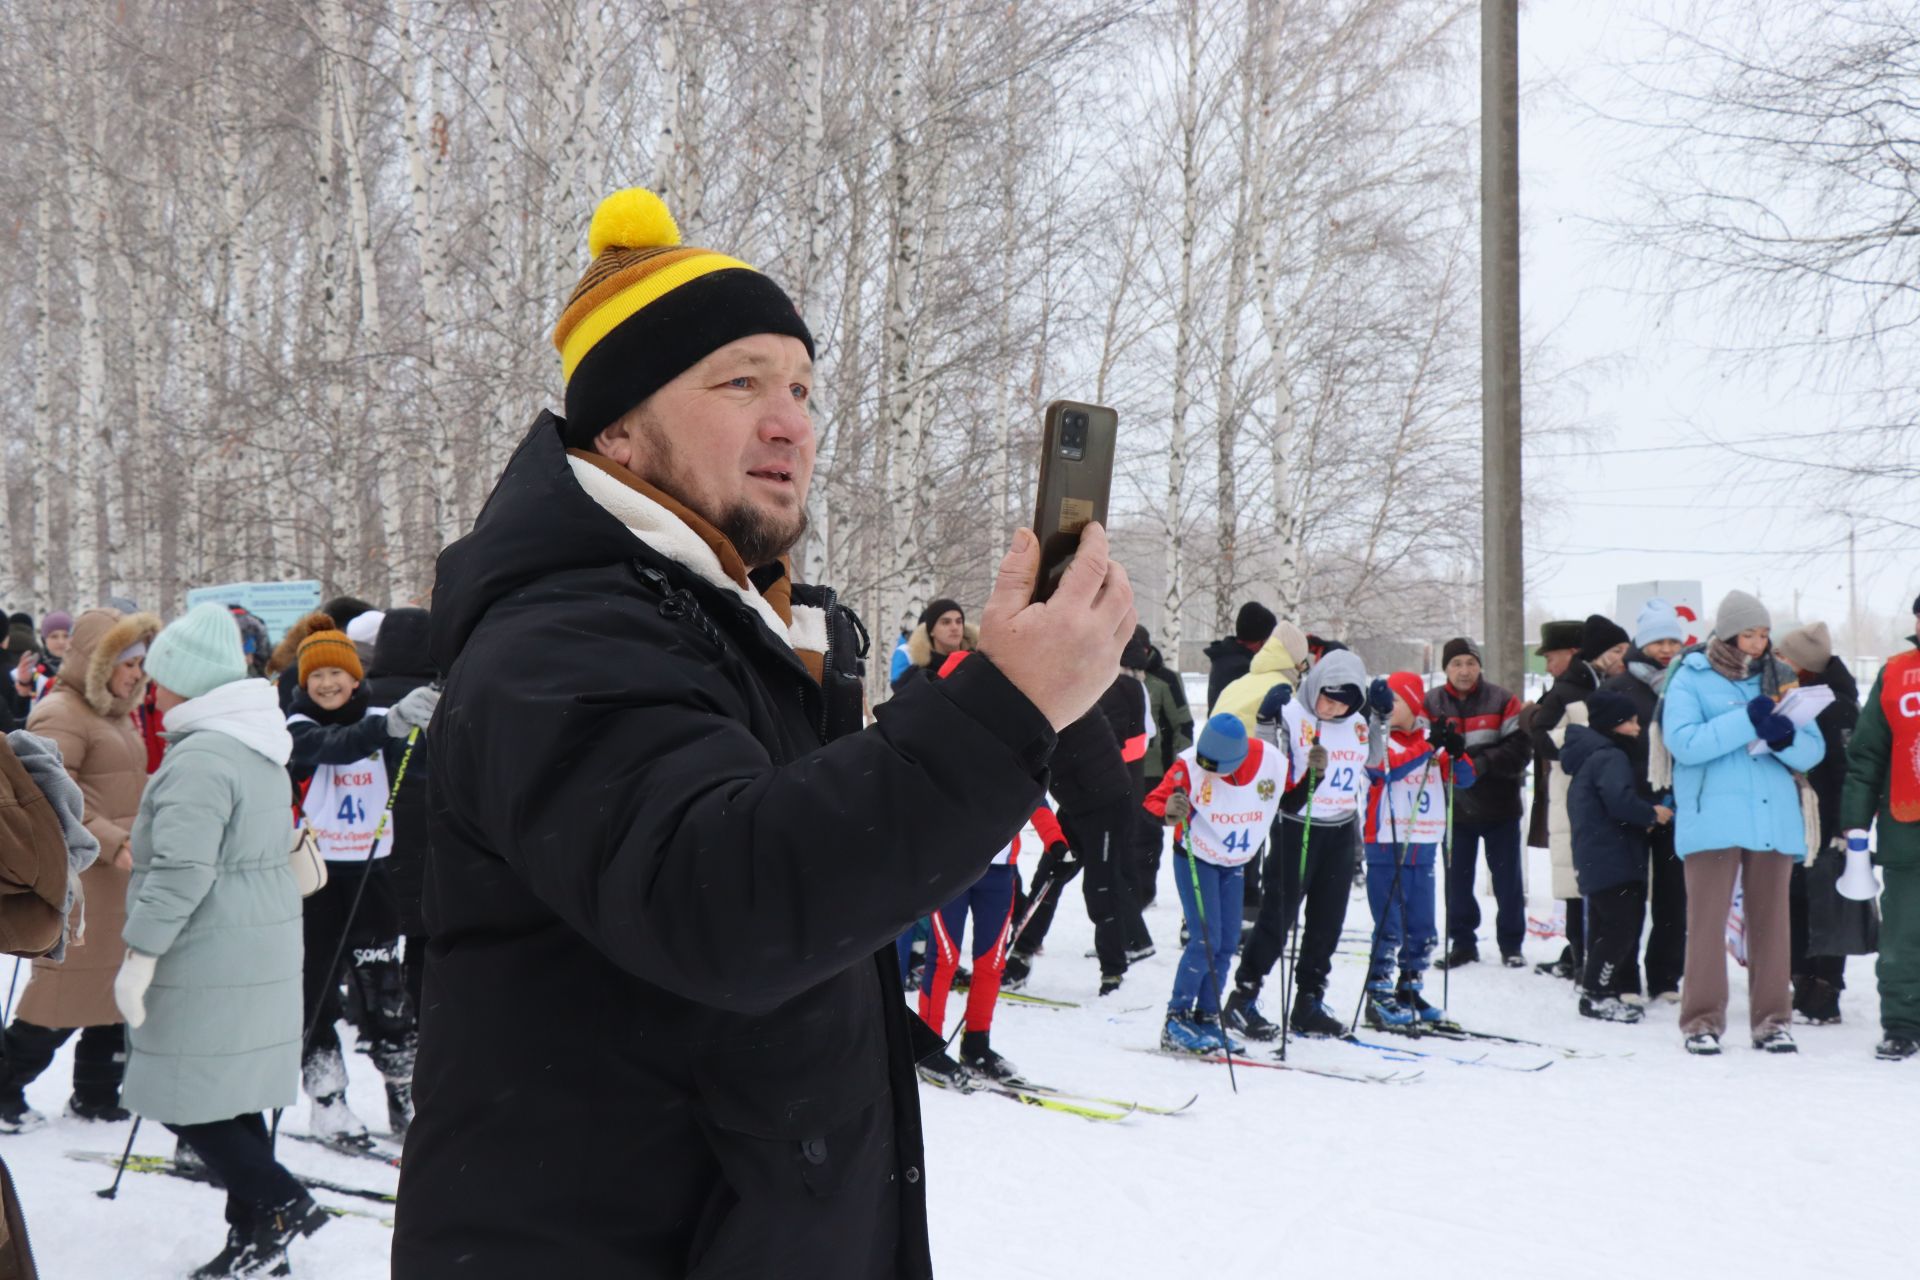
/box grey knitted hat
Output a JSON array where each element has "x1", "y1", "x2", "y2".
[{"x1": 1714, "y1": 589, "x2": 1771, "y2": 639}]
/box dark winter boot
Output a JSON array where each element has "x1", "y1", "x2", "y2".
[
  {"x1": 1875, "y1": 1035, "x2": 1918, "y2": 1061},
  {"x1": 952, "y1": 965, "x2": 971, "y2": 991},
  {"x1": 915, "y1": 1051, "x2": 974, "y2": 1091},
  {"x1": 66, "y1": 1092, "x2": 132, "y2": 1123},
  {"x1": 1396, "y1": 973, "x2": 1447, "y2": 1026},
  {"x1": 959, "y1": 1031, "x2": 1024, "y2": 1084},
  {"x1": 1432, "y1": 942, "x2": 1479, "y2": 971},
  {"x1": 1534, "y1": 946, "x2": 1577, "y2": 980},
  {"x1": 1501, "y1": 951, "x2": 1527, "y2": 969},
  {"x1": 1579, "y1": 994, "x2": 1644, "y2": 1024},
  {"x1": 1794, "y1": 977, "x2": 1842, "y2": 1025},
  {"x1": 188, "y1": 1226, "x2": 253, "y2": 1279},
  {"x1": 1000, "y1": 952, "x2": 1033, "y2": 991},
  {"x1": 1222, "y1": 987, "x2": 1280, "y2": 1042},
  {"x1": 1364, "y1": 981, "x2": 1415, "y2": 1030},
  {"x1": 0, "y1": 1094, "x2": 45, "y2": 1135},
  {"x1": 303, "y1": 1044, "x2": 371, "y2": 1146},
  {"x1": 1289, "y1": 986, "x2": 1347, "y2": 1038},
  {"x1": 1098, "y1": 972, "x2": 1124, "y2": 997},
  {"x1": 366, "y1": 1035, "x2": 418, "y2": 1138}
]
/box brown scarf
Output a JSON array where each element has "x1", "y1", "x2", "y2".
[{"x1": 1706, "y1": 636, "x2": 1750, "y2": 683}]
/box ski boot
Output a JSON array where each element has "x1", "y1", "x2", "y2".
[
  {"x1": 1222, "y1": 987, "x2": 1281, "y2": 1042},
  {"x1": 304, "y1": 1044, "x2": 372, "y2": 1148},
  {"x1": 0, "y1": 1095, "x2": 44, "y2": 1135},
  {"x1": 1875, "y1": 1035, "x2": 1917, "y2": 1061},
  {"x1": 1126, "y1": 943, "x2": 1157, "y2": 964},
  {"x1": 188, "y1": 1226, "x2": 253, "y2": 1279},
  {"x1": 1363, "y1": 981, "x2": 1415, "y2": 1030},
  {"x1": 915, "y1": 1051, "x2": 974, "y2": 1091},
  {"x1": 1289, "y1": 986, "x2": 1347, "y2": 1038},
  {"x1": 1191, "y1": 1011, "x2": 1244, "y2": 1055},
  {"x1": 1752, "y1": 1026, "x2": 1798, "y2": 1054},
  {"x1": 1098, "y1": 972, "x2": 1124, "y2": 997},
  {"x1": 1432, "y1": 943, "x2": 1479, "y2": 971},
  {"x1": 1684, "y1": 1031, "x2": 1722, "y2": 1056},
  {"x1": 1396, "y1": 973, "x2": 1448, "y2": 1027},
  {"x1": 1160, "y1": 1012, "x2": 1215, "y2": 1056},
  {"x1": 959, "y1": 1031, "x2": 1024, "y2": 1085},
  {"x1": 1000, "y1": 952, "x2": 1033, "y2": 992},
  {"x1": 66, "y1": 1092, "x2": 132, "y2": 1123},
  {"x1": 953, "y1": 965, "x2": 971, "y2": 991},
  {"x1": 1578, "y1": 994, "x2": 1644, "y2": 1024}
]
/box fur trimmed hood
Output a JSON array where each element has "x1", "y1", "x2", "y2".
[
  {"x1": 57, "y1": 608, "x2": 162, "y2": 719},
  {"x1": 267, "y1": 612, "x2": 338, "y2": 679},
  {"x1": 904, "y1": 620, "x2": 979, "y2": 670}
]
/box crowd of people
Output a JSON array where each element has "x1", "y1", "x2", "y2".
[
  {"x1": 1, "y1": 595, "x2": 439, "y2": 1275},
  {"x1": 0, "y1": 183, "x2": 1916, "y2": 1280},
  {"x1": 880, "y1": 590, "x2": 1920, "y2": 1069}
]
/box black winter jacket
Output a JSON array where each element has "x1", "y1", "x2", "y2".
[
  {"x1": 1562, "y1": 724, "x2": 1657, "y2": 894},
  {"x1": 1601, "y1": 651, "x2": 1666, "y2": 796},
  {"x1": 1527, "y1": 660, "x2": 1598, "y2": 848},
  {"x1": 1800, "y1": 658, "x2": 1861, "y2": 849},
  {"x1": 1203, "y1": 636, "x2": 1255, "y2": 713},
  {"x1": 391, "y1": 415, "x2": 1056, "y2": 1279},
  {"x1": 363, "y1": 607, "x2": 436, "y2": 932}
]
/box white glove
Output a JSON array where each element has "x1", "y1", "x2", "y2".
[
  {"x1": 386, "y1": 686, "x2": 441, "y2": 738},
  {"x1": 115, "y1": 950, "x2": 158, "y2": 1029}
]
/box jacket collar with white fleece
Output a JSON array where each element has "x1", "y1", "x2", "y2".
[
  {"x1": 163, "y1": 678, "x2": 294, "y2": 766},
  {"x1": 566, "y1": 453, "x2": 827, "y2": 658}
]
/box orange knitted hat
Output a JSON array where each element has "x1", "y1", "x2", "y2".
[{"x1": 298, "y1": 629, "x2": 363, "y2": 686}]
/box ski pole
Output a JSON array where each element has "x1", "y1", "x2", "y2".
[
  {"x1": 1182, "y1": 838, "x2": 1237, "y2": 1094},
  {"x1": 1442, "y1": 776, "x2": 1456, "y2": 1013},
  {"x1": 1277, "y1": 763, "x2": 1317, "y2": 1063},
  {"x1": 273, "y1": 727, "x2": 420, "y2": 1152},
  {"x1": 1349, "y1": 753, "x2": 1435, "y2": 1035},
  {"x1": 96, "y1": 1115, "x2": 141, "y2": 1200}
]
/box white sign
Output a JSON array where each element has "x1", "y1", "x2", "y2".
[
  {"x1": 184, "y1": 580, "x2": 323, "y2": 646},
  {"x1": 1615, "y1": 580, "x2": 1704, "y2": 647}
]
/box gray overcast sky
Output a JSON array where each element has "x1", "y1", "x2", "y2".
[{"x1": 1519, "y1": 2, "x2": 1917, "y2": 648}]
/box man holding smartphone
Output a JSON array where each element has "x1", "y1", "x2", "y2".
[{"x1": 393, "y1": 189, "x2": 1136, "y2": 1279}]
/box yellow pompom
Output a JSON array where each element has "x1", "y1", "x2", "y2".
[{"x1": 588, "y1": 188, "x2": 681, "y2": 258}]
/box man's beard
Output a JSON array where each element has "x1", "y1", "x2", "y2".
[{"x1": 630, "y1": 407, "x2": 808, "y2": 568}]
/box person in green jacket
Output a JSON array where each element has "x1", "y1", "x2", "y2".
[
  {"x1": 1839, "y1": 596, "x2": 1920, "y2": 1062},
  {"x1": 1134, "y1": 626, "x2": 1194, "y2": 906},
  {"x1": 111, "y1": 604, "x2": 331, "y2": 1276}
]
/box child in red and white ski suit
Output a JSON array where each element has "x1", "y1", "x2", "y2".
[{"x1": 918, "y1": 803, "x2": 1065, "y2": 1083}]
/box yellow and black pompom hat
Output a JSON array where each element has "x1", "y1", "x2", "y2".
[{"x1": 552, "y1": 189, "x2": 815, "y2": 447}]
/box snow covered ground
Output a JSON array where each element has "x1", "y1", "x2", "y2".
[{"x1": 4, "y1": 842, "x2": 1911, "y2": 1278}]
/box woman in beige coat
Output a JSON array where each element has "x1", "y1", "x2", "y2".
[{"x1": 0, "y1": 607, "x2": 159, "y2": 1131}]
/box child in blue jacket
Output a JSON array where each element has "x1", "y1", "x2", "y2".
[{"x1": 1564, "y1": 692, "x2": 1673, "y2": 1023}]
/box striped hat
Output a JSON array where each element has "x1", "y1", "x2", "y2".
[
  {"x1": 552, "y1": 189, "x2": 814, "y2": 448},
  {"x1": 298, "y1": 628, "x2": 364, "y2": 686}
]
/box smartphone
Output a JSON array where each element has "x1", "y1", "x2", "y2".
[{"x1": 1030, "y1": 399, "x2": 1118, "y2": 603}]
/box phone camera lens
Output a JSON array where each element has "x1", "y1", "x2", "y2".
[{"x1": 1061, "y1": 410, "x2": 1088, "y2": 459}]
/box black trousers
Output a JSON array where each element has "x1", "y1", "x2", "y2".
[
  {"x1": 1018, "y1": 797, "x2": 1151, "y2": 975},
  {"x1": 0, "y1": 1020, "x2": 125, "y2": 1105},
  {"x1": 1644, "y1": 824, "x2": 1688, "y2": 996},
  {"x1": 166, "y1": 1113, "x2": 306, "y2": 1231},
  {"x1": 303, "y1": 860, "x2": 414, "y2": 1066},
  {"x1": 1582, "y1": 881, "x2": 1647, "y2": 999},
  {"x1": 1134, "y1": 777, "x2": 1167, "y2": 909},
  {"x1": 1235, "y1": 818, "x2": 1358, "y2": 998},
  {"x1": 1563, "y1": 898, "x2": 1585, "y2": 967},
  {"x1": 1788, "y1": 862, "x2": 1847, "y2": 988}
]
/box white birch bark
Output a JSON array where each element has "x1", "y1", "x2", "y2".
[
  {"x1": 1164, "y1": 0, "x2": 1204, "y2": 660},
  {"x1": 64, "y1": 24, "x2": 108, "y2": 604},
  {"x1": 882, "y1": 2, "x2": 927, "y2": 638},
  {"x1": 479, "y1": 1, "x2": 516, "y2": 494},
  {"x1": 396, "y1": 0, "x2": 455, "y2": 548}
]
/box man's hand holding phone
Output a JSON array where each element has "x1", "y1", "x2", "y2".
[{"x1": 977, "y1": 523, "x2": 1136, "y2": 730}]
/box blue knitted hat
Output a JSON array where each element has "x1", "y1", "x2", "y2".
[
  {"x1": 1634, "y1": 598, "x2": 1685, "y2": 648},
  {"x1": 1194, "y1": 712, "x2": 1249, "y2": 775},
  {"x1": 146, "y1": 602, "x2": 248, "y2": 699}
]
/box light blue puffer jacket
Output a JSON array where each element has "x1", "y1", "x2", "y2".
[{"x1": 1661, "y1": 651, "x2": 1824, "y2": 859}]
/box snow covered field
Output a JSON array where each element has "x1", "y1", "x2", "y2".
[{"x1": 4, "y1": 841, "x2": 1911, "y2": 1278}]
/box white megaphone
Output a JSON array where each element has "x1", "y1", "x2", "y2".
[{"x1": 1836, "y1": 830, "x2": 1880, "y2": 902}]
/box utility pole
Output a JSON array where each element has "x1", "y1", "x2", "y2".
[
  {"x1": 1481, "y1": 0, "x2": 1524, "y2": 691},
  {"x1": 1848, "y1": 522, "x2": 1859, "y2": 659}
]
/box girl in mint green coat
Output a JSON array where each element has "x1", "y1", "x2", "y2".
[{"x1": 114, "y1": 604, "x2": 329, "y2": 1276}]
